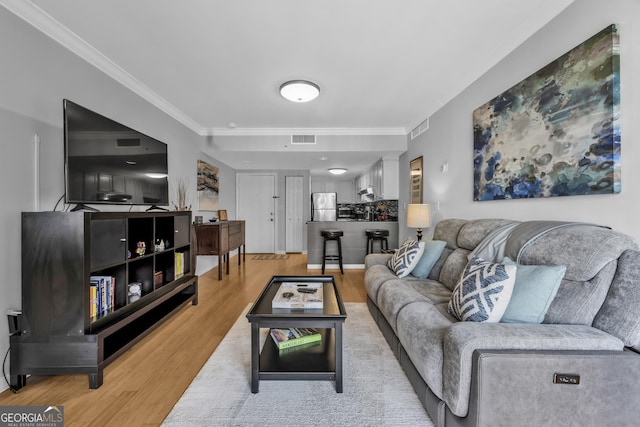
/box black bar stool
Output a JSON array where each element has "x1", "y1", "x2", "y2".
[
  {"x1": 366, "y1": 229, "x2": 389, "y2": 254},
  {"x1": 321, "y1": 229, "x2": 344, "y2": 274}
]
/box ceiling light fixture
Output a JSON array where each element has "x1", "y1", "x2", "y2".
[
  {"x1": 328, "y1": 168, "x2": 347, "y2": 175},
  {"x1": 280, "y1": 80, "x2": 320, "y2": 103},
  {"x1": 145, "y1": 173, "x2": 168, "y2": 179}
]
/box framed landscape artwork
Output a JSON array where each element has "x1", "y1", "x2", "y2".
[
  {"x1": 473, "y1": 25, "x2": 620, "y2": 201},
  {"x1": 410, "y1": 156, "x2": 423, "y2": 204},
  {"x1": 197, "y1": 160, "x2": 219, "y2": 211}
]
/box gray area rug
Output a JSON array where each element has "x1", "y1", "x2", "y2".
[{"x1": 163, "y1": 302, "x2": 434, "y2": 426}]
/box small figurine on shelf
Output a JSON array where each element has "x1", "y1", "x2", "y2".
[
  {"x1": 155, "y1": 239, "x2": 165, "y2": 252},
  {"x1": 135, "y1": 241, "x2": 146, "y2": 256}
]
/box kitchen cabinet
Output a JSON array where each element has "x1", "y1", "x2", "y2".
[
  {"x1": 312, "y1": 177, "x2": 356, "y2": 203},
  {"x1": 356, "y1": 158, "x2": 399, "y2": 200}
]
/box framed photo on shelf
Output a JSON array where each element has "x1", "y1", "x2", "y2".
[
  {"x1": 218, "y1": 209, "x2": 228, "y2": 221},
  {"x1": 410, "y1": 156, "x2": 423, "y2": 204}
]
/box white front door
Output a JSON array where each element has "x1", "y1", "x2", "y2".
[
  {"x1": 285, "y1": 176, "x2": 304, "y2": 252},
  {"x1": 237, "y1": 173, "x2": 276, "y2": 253}
]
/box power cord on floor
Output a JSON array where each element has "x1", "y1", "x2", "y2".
[{"x1": 2, "y1": 346, "x2": 19, "y2": 393}]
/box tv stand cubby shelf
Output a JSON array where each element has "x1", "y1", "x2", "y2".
[{"x1": 11, "y1": 210, "x2": 198, "y2": 389}]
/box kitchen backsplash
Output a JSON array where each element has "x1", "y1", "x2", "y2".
[{"x1": 338, "y1": 200, "x2": 398, "y2": 221}]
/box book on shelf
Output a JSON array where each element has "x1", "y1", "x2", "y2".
[
  {"x1": 269, "y1": 328, "x2": 321, "y2": 350},
  {"x1": 89, "y1": 279, "x2": 98, "y2": 319},
  {"x1": 175, "y1": 252, "x2": 184, "y2": 279},
  {"x1": 89, "y1": 275, "x2": 116, "y2": 318},
  {"x1": 271, "y1": 282, "x2": 323, "y2": 309}
]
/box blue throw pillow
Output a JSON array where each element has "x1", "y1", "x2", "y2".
[
  {"x1": 500, "y1": 257, "x2": 565, "y2": 324},
  {"x1": 387, "y1": 237, "x2": 426, "y2": 278},
  {"x1": 411, "y1": 240, "x2": 446, "y2": 279},
  {"x1": 448, "y1": 257, "x2": 517, "y2": 323}
]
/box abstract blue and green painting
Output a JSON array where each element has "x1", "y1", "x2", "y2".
[{"x1": 473, "y1": 25, "x2": 620, "y2": 201}]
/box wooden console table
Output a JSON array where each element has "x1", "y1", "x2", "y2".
[{"x1": 193, "y1": 220, "x2": 245, "y2": 280}]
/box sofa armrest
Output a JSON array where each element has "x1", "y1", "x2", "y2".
[
  {"x1": 442, "y1": 322, "x2": 624, "y2": 417},
  {"x1": 444, "y1": 349, "x2": 640, "y2": 427},
  {"x1": 364, "y1": 253, "x2": 392, "y2": 269}
]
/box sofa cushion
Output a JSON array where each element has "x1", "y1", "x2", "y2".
[
  {"x1": 438, "y1": 248, "x2": 471, "y2": 291},
  {"x1": 377, "y1": 280, "x2": 434, "y2": 332},
  {"x1": 448, "y1": 257, "x2": 516, "y2": 323},
  {"x1": 442, "y1": 322, "x2": 625, "y2": 418},
  {"x1": 518, "y1": 225, "x2": 638, "y2": 282},
  {"x1": 500, "y1": 257, "x2": 565, "y2": 324},
  {"x1": 456, "y1": 219, "x2": 519, "y2": 251},
  {"x1": 544, "y1": 260, "x2": 617, "y2": 325},
  {"x1": 396, "y1": 301, "x2": 456, "y2": 400},
  {"x1": 428, "y1": 246, "x2": 453, "y2": 282},
  {"x1": 432, "y1": 218, "x2": 468, "y2": 249},
  {"x1": 593, "y1": 249, "x2": 640, "y2": 350},
  {"x1": 411, "y1": 240, "x2": 446, "y2": 279},
  {"x1": 387, "y1": 237, "x2": 425, "y2": 278},
  {"x1": 364, "y1": 263, "x2": 397, "y2": 303}
]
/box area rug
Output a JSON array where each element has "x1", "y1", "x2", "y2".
[
  {"x1": 163, "y1": 303, "x2": 434, "y2": 426},
  {"x1": 251, "y1": 254, "x2": 289, "y2": 260}
]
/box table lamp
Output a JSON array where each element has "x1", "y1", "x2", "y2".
[{"x1": 406, "y1": 204, "x2": 432, "y2": 241}]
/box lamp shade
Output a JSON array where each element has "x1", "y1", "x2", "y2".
[{"x1": 406, "y1": 204, "x2": 432, "y2": 228}]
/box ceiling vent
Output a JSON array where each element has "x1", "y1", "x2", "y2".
[
  {"x1": 291, "y1": 135, "x2": 316, "y2": 144},
  {"x1": 410, "y1": 118, "x2": 429, "y2": 140},
  {"x1": 117, "y1": 138, "x2": 141, "y2": 147}
]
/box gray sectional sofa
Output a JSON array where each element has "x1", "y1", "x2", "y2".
[{"x1": 364, "y1": 218, "x2": 640, "y2": 427}]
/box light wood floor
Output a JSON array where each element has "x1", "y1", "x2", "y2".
[{"x1": 0, "y1": 254, "x2": 366, "y2": 426}]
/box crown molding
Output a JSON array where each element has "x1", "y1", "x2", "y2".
[
  {"x1": 206, "y1": 127, "x2": 408, "y2": 137},
  {"x1": 1, "y1": 0, "x2": 204, "y2": 134}
]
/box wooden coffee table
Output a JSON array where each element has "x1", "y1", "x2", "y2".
[{"x1": 246, "y1": 275, "x2": 347, "y2": 393}]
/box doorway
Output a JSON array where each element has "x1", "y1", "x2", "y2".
[
  {"x1": 237, "y1": 173, "x2": 276, "y2": 253},
  {"x1": 285, "y1": 176, "x2": 304, "y2": 252}
]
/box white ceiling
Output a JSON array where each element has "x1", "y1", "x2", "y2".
[{"x1": 4, "y1": 0, "x2": 574, "y2": 176}]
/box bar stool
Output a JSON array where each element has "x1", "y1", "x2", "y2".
[
  {"x1": 366, "y1": 229, "x2": 389, "y2": 254},
  {"x1": 321, "y1": 229, "x2": 344, "y2": 274}
]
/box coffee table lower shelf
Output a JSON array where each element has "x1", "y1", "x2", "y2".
[
  {"x1": 259, "y1": 328, "x2": 336, "y2": 383},
  {"x1": 251, "y1": 323, "x2": 343, "y2": 393}
]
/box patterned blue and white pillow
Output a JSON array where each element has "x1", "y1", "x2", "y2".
[
  {"x1": 448, "y1": 257, "x2": 517, "y2": 322},
  {"x1": 387, "y1": 237, "x2": 426, "y2": 278}
]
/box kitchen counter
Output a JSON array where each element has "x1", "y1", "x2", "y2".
[{"x1": 307, "y1": 221, "x2": 399, "y2": 269}]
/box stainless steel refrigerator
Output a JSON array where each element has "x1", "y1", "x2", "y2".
[{"x1": 311, "y1": 192, "x2": 337, "y2": 221}]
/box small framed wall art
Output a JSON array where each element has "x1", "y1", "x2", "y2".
[
  {"x1": 410, "y1": 156, "x2": 423, "y2": 204},
  {"x1": 197, "y1": 160, "x2": 220, "y2": 211}
]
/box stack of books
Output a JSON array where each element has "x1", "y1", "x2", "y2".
[
  {"x1": 89, "y1": 275, "x2": 115, "y2": 319},
  {"x1": 269, "y1": 328, "x2": 321, "y2": 350}
]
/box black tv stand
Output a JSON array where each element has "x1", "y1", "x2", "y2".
[
  {"x1": 12, "y1": 211, "x2": 197, "y2": 389},
  {"x1": 146, "y1": 205, "x2": 169, "y2": 212},
  {"x1": 71, "y1": 204, "x2": 100, "y2": 212}
]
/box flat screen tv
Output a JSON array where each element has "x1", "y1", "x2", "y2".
[{"x1": 64, "y1": 99, "x2": 169, "y2": 208}]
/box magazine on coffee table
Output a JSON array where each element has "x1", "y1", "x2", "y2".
[
  {"x1": 272, "y1": 282, "x2": 323, "y2": 309},
  {"x1": 269, "y1": 327, "x2": 322, "y2": 350}
]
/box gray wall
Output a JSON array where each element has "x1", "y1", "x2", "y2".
[
  {"x1": 0, "y1": 7, "x2": 236, "y2": 391},
  {"x1": 399, "y1": 0, "x2": 640, "y2": 243}
]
